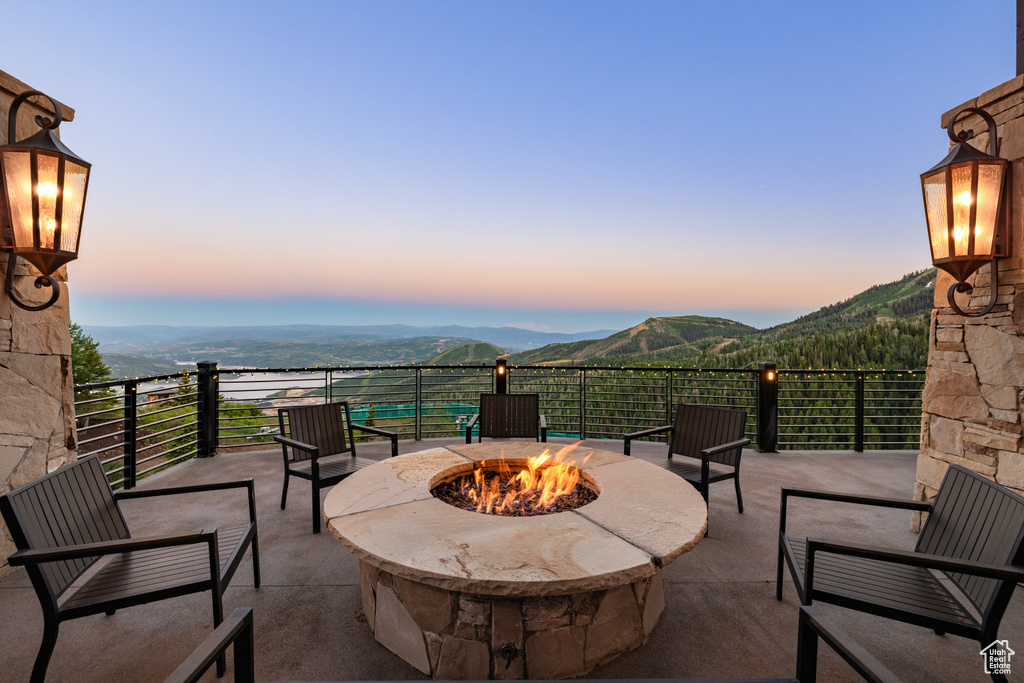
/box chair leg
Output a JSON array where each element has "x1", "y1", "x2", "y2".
[
  {"x1": 280, "y1": 472, "x2": 290, "y2": 510},
  {"x1": 251, "y1": 530, "x2": 261, "y2": 588},
  {"x1": 312, "y1": 480, "x2": 321, "y2": 534},
  {"x1": 212, "y1": 588, "x2": 226, "y2": 677},
  {"x1": 734, "y1": 474, "x2": 744, "y2": 514},
  {"x1": 776, "y1": 543, "x2": 785, "y2": 601},
  {"x1": 794, "y1": 609, "x2": 819, "y2": 683},
  {"x1": 29, "y1": 613, "x2": 59, "y2": 683}
]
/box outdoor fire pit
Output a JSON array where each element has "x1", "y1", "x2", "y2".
[{"x1": 325, "y1": 442, "x2": 707, "y2": 680}]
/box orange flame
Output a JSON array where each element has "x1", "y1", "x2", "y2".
[{"x1": 460, "y1": 443, "x2": 592, "y2": 515}]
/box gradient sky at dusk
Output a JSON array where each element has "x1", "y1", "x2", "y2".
[{"x1": 3, "y1": 1, "x2": 1016, "y2": 332}]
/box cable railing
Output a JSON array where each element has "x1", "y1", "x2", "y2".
[{"x1": 74, "y1": 363, "x2": 925, "y2": 487}]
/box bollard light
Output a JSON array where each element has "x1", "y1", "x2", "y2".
[
  {"x1": 495, "y1": 359, "x2": 508, "y2": 395},
  {"x1": 921, "y1": 106, "x2": 1009, "y2": 317},
  {"x1": 0, "y1": 90, "x2": 91, "y2": 311}
]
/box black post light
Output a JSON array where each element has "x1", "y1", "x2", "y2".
[
  {"x1": 0, "y1": 90, "x2": 91, "y2": 311},
  {"x1": 920, "y1": 107, "x2": 1010, "y2": 317},
  {"x1": 495, "y1": 358, "x2": 508, "y2": 395},
  {"x1": 756, "y1": 361, "x2": 778, "y2": 453}
]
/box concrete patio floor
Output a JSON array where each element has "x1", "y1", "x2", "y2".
[{"x1": 1, "y1": 438, "x2": 1020, "y2": 682}]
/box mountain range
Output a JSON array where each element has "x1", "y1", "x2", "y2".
[
  {"x1": 87, "y1": 323, "x2": 615, "y2": 377},
  {"x1": 89, "y1": 268, "x2": 936, "y2": 377}
]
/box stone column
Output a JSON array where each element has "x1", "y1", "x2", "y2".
[
  {"x1": 916, "y1": 75, "x2": 1024, "y2": 529},
  {"x1": 0, "y1": 71, "x2": 78, "y2": 576}
]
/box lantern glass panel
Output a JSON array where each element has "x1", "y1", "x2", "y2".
[
  {"x1": 922, "y1": 169, "x2": 949, "y2": 260},
  {"x1": 35, "y1": 154, "x2": 60, "y2": 250},
  {"x1": 2, "y1": 149, "x2": 33, "y2": 249},
  {"x1": 951, "y1": 164, "x2": 974, "y2": 256},
  {"x1": 974, "y1": 162, "x2": 1004, "y2": 257},
  {"x1": 60, "y1": 161, "x2": 88, "y2": 252}
]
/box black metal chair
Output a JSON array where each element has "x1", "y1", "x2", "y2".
[
  {"x1": 164, "y1": 605, "x2": 897, "y2": 683},
  {"x1": 165, "y1": 607, "x2": 255, "y2": 683},
  {"x1": 465, "y1": 393, "x2": 547, "y2": 444},
  {"x1": 623, "y1": 402, "x2": 750, "y2": 513},
  {"x1": 778, "y1": 464, "x2": 1024, "y2": 683},
  {"x1": 275, "y1": 401, "x2": 398, "y2": 533},
  {"x1": 0, "y1": 454, "x2": 260, "y2": 683}
]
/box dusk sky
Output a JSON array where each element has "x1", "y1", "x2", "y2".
[{"x1": 3, "y1": 1, "x2": 1015, "y2": 332}]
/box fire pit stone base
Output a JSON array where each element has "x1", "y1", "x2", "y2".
[
  {"x1": 362, "y1": 560, "x2": 664, "y2": 679},
  {"x1": 327, "y1": 443, "x2": 706, "y2": 680}
]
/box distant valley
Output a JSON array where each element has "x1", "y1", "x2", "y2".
[
  {"x1": 88, "y1": 324, "x2": 616, "y2": 378},
  {"x1": 89, "y1": 269, "x2": 935, "y2": 378}
]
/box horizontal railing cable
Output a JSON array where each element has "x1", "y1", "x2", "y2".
[{"x1": 76, "y1": 364, "x2": 924, "y2": 486}]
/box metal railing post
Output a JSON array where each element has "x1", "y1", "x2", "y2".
[
  {"x1": 197, "y1": 361, "x2": 219, "y2": 458},
  {"x1": 757, "y1": 361, "x2": 779, "y2": 453},
  {"x1": 415, "y1": 367, "x2": 422, "y2": 440},
  {"x1": 123, "y1": 380, "x2": 138, "y2": 488},
  {"x1": 665, "y1": 369, "x2": 673, "y2": 421},
  {"x1": 327, "y1": 370, "x2": 333, "y2": 404},
  {"x1": 580, "y1": 368, "x2": 586, "y2": 440},
  {"x1": 854, "y1": 371, "x2": 865, "y2": 452}
]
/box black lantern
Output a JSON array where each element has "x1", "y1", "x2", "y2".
[
  {"x1": 921, "y1": 106, "x2": 1010, "y2": 317},
  {"x1": 0, "y1": 90, "x2": 91, "y2": 311}
]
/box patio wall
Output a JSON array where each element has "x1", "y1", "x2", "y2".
[
  {"x1": 917, "y1": 74, "x2": 1024, "y2": 528},
  {"x1": 0, "y1": 71, "x2": 78, "y2": 577}
]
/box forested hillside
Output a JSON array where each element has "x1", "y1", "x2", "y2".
[
  {"x1": 425, "y1": 343, "x2": 504, "y2": 364},
  {"x1": 511, "y1": 269, "x2": 935, "y2": 370},
  {"x1": 511, "y1": 316, "x2": 757, "y2": 364}
]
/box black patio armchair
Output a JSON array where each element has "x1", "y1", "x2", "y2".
[
  {"x1": 0, "y1": 454, "x2": 260, "y2": 683},
  {"x1": 275, "y1": 401, "x2": 398, "y2": 533},
  {"x1": 623, "y1": 402, "x2": 750, "y2": 514},
  {"x1": 778, "y1": 463, "x2": 1024, "y2": 683},
  {"x1": 465, "y1": 393, "x2": 547, "y2": 444}
]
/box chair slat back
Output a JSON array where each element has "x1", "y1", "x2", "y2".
[
  {"x1": 670, "y1": 403, "x2": 747, "y2": 467},
  {"x1": 916, "y1": 465, "x2": 1024, "y2": 616},
  {"x1": 278, "y1": 402, "x2": 353, "y2": 462},
  {"x1": 0, "y1": 455, "x2": 129, "y2": 601},
  {"x1": 479, "y1": 394, "x2": 539, "y2": 439}
]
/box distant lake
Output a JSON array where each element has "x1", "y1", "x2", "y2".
[{"x1": 138, "y1": 371, "x2": 368, "y2": 401}]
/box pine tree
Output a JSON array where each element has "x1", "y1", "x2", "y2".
[
  {"x1": 70, "y1": 322, "x2": 112, "y2": 386},
  {"x1": 70, "y1": 322, "x2": 116, "y2": 427}
]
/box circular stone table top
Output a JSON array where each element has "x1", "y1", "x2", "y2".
[{"x1": 325, "y1": 442, "x2": 707, "y2": 597}]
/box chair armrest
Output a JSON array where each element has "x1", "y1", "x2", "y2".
[
  {"x1": 783, "y1": 487, "x2": 934, "y2": 510},
  {"x1": 623, "y1": 424, "x2": 672, "y2": 456},
  {"x1": 116, "y1": 479, "x2": 258, "y2": 524},
  {"x1": 465, "y1": 414, "x2": 480, "y2": 444},
  {"x1": 116, "y1": 479, "x2": 254, "y2": 499},
  {"x1": 806, "y1": 537, "x2": 1024, "y2": 583},
  {"x1": 8, "y1": 531, "x2": 214, "y2": 566},
  {"x1": 700, "y1": 438, "x2": 751, "y2": 460},
  {"x1": 273, "y1": 435, "x2": 319, "y2": 457},
  {"x1": 164, "y1": 607, "x2": 255, "y2": 683},
  {"x1": 352, "y1": 423, "x2": 396, "y2": 438},
  {"x1": 352, "y1": 423, "x2": 400, "y2": 457},
  {"x1": 797, "y1": 606, "x2": 900, "y2": 683},
  {"x1": 779, "y1": 486, "x2": 933, "y2": 536}
]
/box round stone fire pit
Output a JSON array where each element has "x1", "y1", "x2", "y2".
[{"x1": 325, "y1": 442, "x2": 707, "y2": 680}]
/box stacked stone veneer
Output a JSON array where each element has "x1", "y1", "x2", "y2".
[
  {"x1": 917, "y1": 75, "x2": 1024, "y2": 529},
  {"x1": 361, "y1": 563, "x2": 664, "y2": 680},
  {"x1": 0, "y1": 71, "x2": 78, "y2": 577}
]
